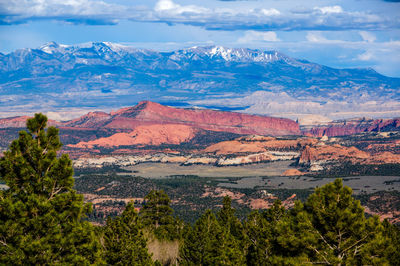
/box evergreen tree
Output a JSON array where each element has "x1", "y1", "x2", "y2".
[
  {"x1": 303, "y1": 178, "x2": 389, "y2": 264},
  {"x1": 245, "y1": 200, "x2": 311, "y2": 265},
  {"x1": 0, "y1": 114, "x2": 102, "y2": 264},
  {"x1": 217, "y1": 196, "x2": 245, "y2": 241},
  {"x1": 102, "y1": 202, "x2": 152, "y2": 265},
  {"x1": 245, "y1": 210, "x2": 271, "y2": 266},
  {"x1": 140, "y1": 190, "x2": 181, "y2": 240},
  {"x1": 180, "y1": 210, "x2": 245, "y2": 266},
  {"x1": 244, "y1": 180, "x2": 396, "y2": 265},
  {"x1": 217, "y1": 196, "x2": 246, "y2": 260},
  {"x1": 269, "y1": 201, "x2": 314, "y2": 264},
  {"x1": 380, "y1": 219, "x2": 400, "y2": 265}
]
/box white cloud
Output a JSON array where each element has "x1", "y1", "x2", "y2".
[
  {"x1": 358, "y1": 50, "x2": 374, "y2": 61},
  {"x1": 148, "y1": 1, "x2": 397, "y2": 32},
  {"x1": 314, "y1": 6, "x2": 343, "y2": 14},
  {"x1": 5, "y1": 0, "x2": 121, "y2": 16},
  {"x1": 306, "y1": 32, "x2": 328, "y2": 43},
  {"x1": 260, "y1": 8, "x2": 280, "y2": 16},
  {"x1": 154, "y1": 0, "x2": 208, "y2": 15},
  {"x1": 1, "y1": 0, "x2": 125, "y2": 24},
  {"x1": 305, "y1": 32, "x2": 346, "y2": 44},
  {"x1": 359, "y1": 31, "x2": 376, "y2": 43},
  {"x1": 238, "y1": 31, "x2": 281, "y2": 43},
  {"x1": 1, "y1": 0, "x2": 399, "y2": 32},
  {"x1": 155, "y1": 0, "x2": 179, "y2": 12}
]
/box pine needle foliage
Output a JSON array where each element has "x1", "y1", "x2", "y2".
[
  {"x1": 102, "y1": 202, "x2": 152, "y2": 265},
  {"x1": 0, "y1": 114, "x2": 102, "y2": 264}
]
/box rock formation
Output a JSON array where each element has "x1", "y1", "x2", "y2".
[
  {"x1": 299, "y1": 145, "x2": 370, "y2": 165},
  {"x1": 216, "y1": 152, "x2": 276, "y2": 166},
  {"x1": 299, "y1": 143, "x2": 400, "y2": 166},
  {"x1": 304, "y1": 117, "x2": 400, "y2": 137},
  {"x1": 281, "y1": 169, "x2": 306, "y2": 176},
  {"x1": 0, "y1": 101, "x2": 300, "y2": 136},
  {"x1": 70, "y1": 124, "x2": 197, "y2": 148},
  {"x1": 204, "y1": 136, "x2": 317, "y2": 155},
  {"x1": 0, "y1": 116, "x2": 61, "y2": 128}
]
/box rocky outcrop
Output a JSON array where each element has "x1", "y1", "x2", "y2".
[
  {"x1": 299, "y1": 144, "x2": 400, "y2": 166},
  {"x1": 64, "y1": 111, "x2": 111, "y2": 128},
  {"x1": 204, "y1": 140, "x2": 267, "y2": 155},
  {"x1": 216, "y1": 152, "x2": 276, "y2": 166},
  {"x1": 0, "y1": 116, "x2": 31, "y2": 128},
  {"x1": 0, "y1": 102, "x2": 300, "y2": 136},
  {"x1": 249, "y1": 199, "x2": 273, "y2": 209},
  {"x1": 281, "y1": 169, "x2": 306, "y2": 176},
  {"x1": 248, "y1": 194, "x2": 297, "y2": 209},
  {"x1": 204, "y1": 136, "x2": 317, "y2": 155},
  {"x1": 0, "y1": 102, "x2": 300, "y2": 151},
  {"x1": 299, "y1": 145, "x2": 370, "y2": 165},
  {"x1": 304, "y1": 117, "x2": 400, "y2": 137},
  {"x1": 70, "y1": 124, "x2": 197, "y2": 148},
  {"x1": 372, "y1": 152, "x2": 400, "y2": 164},
  {"x1": 183, "y1": 157, "x2": 218, "y2": 165},
  {"x1": 102, "y1": 101, "x2": 301, "y2": 135},
  {"x1": 0, "y1": 116, "x2": 61, "y2": 128}
]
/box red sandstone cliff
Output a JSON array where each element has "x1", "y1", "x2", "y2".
[
  {"x1": 99, "y1": 101, "x2": 301, "y2": 136},
  {"x1": 304, "y1": 118, "x2": 400, "y2": 137},
  {"x1": 299, "y1": 144, "x2": 400, "y2": 165},
  {"x1": 70, "y1": 124, "x2": 197, "y2": 148},
  {"x1": 299, "y1": 145, "x2": 370, "y2": 164},
  {"x1": 64, "y1": 111, "x2": 111, "y2": 128},
  {"x1": 0, "y1": 101, "x2": 300, "y2": 137},
  {"x1": 0, "y1": 116, "x2": 61, "y2": 128},
  {"x1": 204, "y1": 136, "x2": 317, "y2": 155}
]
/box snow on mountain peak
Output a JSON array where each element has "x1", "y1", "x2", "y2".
[
  {"x1": 39, "y1": 41, "x2": 69, "y2": 54},
  {"x1": 209, "y1": 46, "x2": 233, "y2": 60},
  {"x1": 34, "y1": 42, "x2": 285, "y2": 63},
  {"x1": 203, "y1": 46, "x2": 283, "y2": 62}
]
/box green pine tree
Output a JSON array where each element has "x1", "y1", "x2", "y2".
[
  {"x1": 245, "y1": 200, "x2": 311, "y2": 265},
  {"x1": 380, "y1": 219, "x2": 400, "y2": 265},
  {"x1": 140, "y1": 190, "x2": 181, "y2": 240},
  {"x1": 244, "y1": 210, "x2": 271, "y2": 266},
  {"x1": 102, "y1": 202, "x2": 152, "y2": 265},
  {"x1": 217, "y1": 196, "x2": 246, "y2": 259},
  {"x1": 0, "y1": 113, "x2": 102, "y2": 264},
  {"x1": 217, "y1": 196, "x2": 245, "y2": 240},
  {"x1": 180, "y1": 210, "x2": 245, "y2": 266},
  {"x1": 269, "y1": 201, "x2": 314, "y2": 265},
  {"x1": 303, "y1": 178, "x2": 390, "y2": 264}
]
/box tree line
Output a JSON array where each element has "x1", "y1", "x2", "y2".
[{"x1": 0, "y1": 114, "x2": 399, "y2": 265}]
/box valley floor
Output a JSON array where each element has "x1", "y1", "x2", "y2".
[{"x1": 74, "y1": 161, "x2": 400, "y2": 225}]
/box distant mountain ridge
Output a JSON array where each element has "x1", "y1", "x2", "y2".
[{"x1": 1, "y1": 42, "x2": 399, "y2": 120}]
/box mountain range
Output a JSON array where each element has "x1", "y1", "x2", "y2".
[{"x1": 1, "y1": 42, "x2": 400, "y2": 121}]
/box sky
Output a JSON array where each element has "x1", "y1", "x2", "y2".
[{"x1": 0, "y1": 0, "x2": 400, "y2": 77}]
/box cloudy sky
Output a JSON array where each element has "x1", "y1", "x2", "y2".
[{"x1": 1, "y1": 0, "x2": 399, "y2": 76}]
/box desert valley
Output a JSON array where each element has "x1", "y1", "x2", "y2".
[{"x1": 1, "y1": 101, "x2": 399, "y2": 225}]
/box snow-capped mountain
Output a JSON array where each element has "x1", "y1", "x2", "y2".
[{"x1": 0, "y1": 42, "x2": 399, "y2": 120}]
